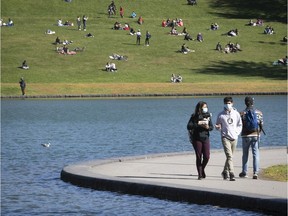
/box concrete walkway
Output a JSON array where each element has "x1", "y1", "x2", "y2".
[{"x1": 61, "y1": 147, "x2": 287, "y2": 215}]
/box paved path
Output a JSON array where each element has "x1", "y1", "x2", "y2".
[{"x1": 61, "y1": 147, "x2": 287, "y2": 215}]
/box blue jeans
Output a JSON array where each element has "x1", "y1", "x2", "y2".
[{"x1": 241, "y1": 136, "x2": 260, "y2": 174}]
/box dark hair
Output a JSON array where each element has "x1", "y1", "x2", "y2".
[
  {"x1": 224, "y1": 97, "x2": 233, "y2": 104},
  {"x1": 194, "y1": 101, "x2": 207, "y2": 115},
  {"x1": 245, "y1": 96, "x2": 254, "y2": 106}
]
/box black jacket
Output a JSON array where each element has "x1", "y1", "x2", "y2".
[{"x1": 187, "y1": 113, "x2": 213, "y2": 142}]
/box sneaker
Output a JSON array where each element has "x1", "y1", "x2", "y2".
[
  {"x1": 221, "y1": 171, "x2": 228, "y2": 180},
  {"x1": 253, "y1": 174, "x2": 258, "y2": 179},
  {"x1": 239, "y1": 172, "x2": 248, "y2": 178},
  {"x1": 230, "y1": 173, "x2": 236, "y2": 181}
]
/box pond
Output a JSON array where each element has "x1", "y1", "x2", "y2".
[{"x1": 1, "y1": 95, "x2": 286, "y2": 215}]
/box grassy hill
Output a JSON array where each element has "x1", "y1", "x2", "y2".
[{"x1": 1, "y1": 0, "x2": 287, "y2": 96}]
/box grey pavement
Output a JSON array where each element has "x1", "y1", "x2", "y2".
[{"x1": 61, "y1": 147, "x2": 287, "y2": 215}]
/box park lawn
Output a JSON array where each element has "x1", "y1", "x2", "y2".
[
  {"x1": 261, "y1": 164, "x2": 288, "y2": 182},
  {"x1": 1, "y1": 0, "x2": 287, "y2": 96},
  {"x1": 1, "y1": 81, "x2": 286, "y2": 96}
]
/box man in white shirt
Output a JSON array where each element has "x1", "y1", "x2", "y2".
[{"x1": 215, "y1": 96, "x2": 242, "y2": 181}]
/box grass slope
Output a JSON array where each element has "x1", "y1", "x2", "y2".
[{"x1": 1, "y1": 0, "x2": 287, "y2": 96}]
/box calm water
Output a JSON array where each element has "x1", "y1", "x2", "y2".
[{"x1": 1, "y1": 95, "x2": 286, "y2": 216}]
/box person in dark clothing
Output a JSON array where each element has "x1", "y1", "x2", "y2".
[
  {"x1": 145, "y1": 31, "x2": 151, "y2": 46},
  {"x1": 19, "y1": 77, "x2": 26, "y2": 95},
  {"x1": 82, "y1": 15, "x2": 88, "y2": 31},
  {"x1": 187, "y1": 101, "x2": 213, "y2": 180},
  {"x1": 239, "y1": 96, "x2": 264, "y2": 180}
]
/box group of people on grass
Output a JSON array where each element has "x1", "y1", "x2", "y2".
[
  {"x1": 215, "y1": 41, "x2": 242, "y2": 53},
  {"x1": 162, "y1": 18, "x2": 184, "y2": 28},
  {"x1": 0, "y1": 18, "x2": 14, "y2": 27}
]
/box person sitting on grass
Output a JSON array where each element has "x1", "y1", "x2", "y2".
[
  {"x1": 187, "y1": 0, "x2": 197, "y2": 6},
  {"x1": 130, "y1": 11, "x2": 137, "y2": 18},
  {"x1": 7, "y1": 18, "x2": 14, "y2": 26},
  {"x1": 105, "y1": 62, "x2": 111, "y2": 71},
  {"x1": 210, "y1": 23, "x2": 219, "y2": 30},
  {"x1": 21, "y1": 60, "x2": 29, "y2": 70},
  {"x1": 197, "y1": 33, "x2": 203, "y2": 42},
  {"x1": 227, "y1": 29, "x2": 238, "y2": 37},
  {"x1": 123, "y1": 23, "x2": 130, "y2": 30},
  {"x1": 113, "y1": 21, "x2": 122, "y2": 30},
  {"x1": 165, "y1": 18, "x2": 172, "y2": 27},
  {"x1": 184, "y1": 32, "x2": 193, "y2": 41},
  {"x1": 277, "y1": 56, "x2": 287, "y2": 65},
  {"x1": 256, "y1": 19, "x2": 264, "y2": 26},
  {"x1": 57, "y1": 45, "x2": 76, "y2": 55},
  {"x1": 176, "y1": 18, "x2": 183, "y2": 27},
  {"x1": 248, "y1": 19, "x2": 263, "y2": 26},
  {"x1": 264, "y1": 25, "x2": 274, "y2": 34},
  {"x1": 57, "y1": 19, "x2": 64, "y2": 26},
  {"x1": 215, "y1": 42, "x2": 222, "y2": 51},
  {"x1": 55, "y1": 36, "x2": 61, "y2": 44},
  {"x1": 64, "y1": 20, "x2": 74, "y2": 26},
  {"x1": 170, "y1": 27, "x2": 179, "y2": 35},
  {"x1": 129, "y1": 27, "x2": 136, "y2": 35},
  {"x1": 137, "y1": 16, "x2": 144, "y2": 25},
  {"x1": 181, "y1": 43, "x2": 192, "y2": 54},
  {"x1": 85, "y1": 33, "x2": 94, "y2": 37},
  {"x1": 171, "y1": 74, "x2": 183, "y2": 83},
  {"x1": 106, "y1": 62, "x2": 117, "y2": 72}
]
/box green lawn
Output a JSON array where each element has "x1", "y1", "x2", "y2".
[{"x1": 1, "y1": 0, "x2": 287, "y2": 96}]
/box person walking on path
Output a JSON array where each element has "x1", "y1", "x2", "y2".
[
  {"x1": 239, "y1": 96, "x2": 264, "y2": 180},
  {"x1": 145, "y1": 31, "x2": 151, "y2": 46},
  {"x1": 136, "y1": 29, "x2": 141, "y2": 45},
  {"x1": 187, "y1": 101, "x2": 213, "y2": 180},
  {"x1": 19, "y1": 77, "x2": 26, "y2": 96},
  {"x1": 82, "y1": 15, "x2": 88, "y2": 31},
  {"x1": 215, "y1": 96, "x2": 242, "y2": 181}
]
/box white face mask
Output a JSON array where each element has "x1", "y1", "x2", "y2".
[
  {"x1": 202, "y1": 107, "x2": 208, "y2": 113},
  {"x1": 224, "y1": 103, "x2": 233, "y2": 110}
]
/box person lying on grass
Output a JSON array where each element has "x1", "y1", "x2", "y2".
[{"x1": 57, "y1": 45, "x2": 76, "y2": 55}]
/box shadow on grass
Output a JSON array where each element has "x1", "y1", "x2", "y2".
[
  {"x1": 194, "y1": 60, "x2": 287, "y2": 80},
  {"x1": 209, "y1": 0, "x2": 287, "y2": 23},
  {"x1": 255, "y1": 40, "x2": 288, "y2": 46}
]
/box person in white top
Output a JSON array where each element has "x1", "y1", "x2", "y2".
[
  {"x1": 136, "y1": 29, "x2": 141, "y2": 45},
  {"x1": 215, "y1": 96, "x2": 242, "y2": 181}
]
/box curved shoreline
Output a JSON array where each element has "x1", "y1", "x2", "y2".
[
  {"x1": 1, "y1": 91, "x2": 287, "y2": 99},
  {"x1": 61, "y1": 147, "x2": 287, "y2": 215}
]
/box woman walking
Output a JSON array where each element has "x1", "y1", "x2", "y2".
[{"x1": 187, "y1": 101, "x2": 213, "y2": 180}]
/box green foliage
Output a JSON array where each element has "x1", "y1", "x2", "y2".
[{"x1": 1, "y1": 0, "x2": 287, "y2": 85}]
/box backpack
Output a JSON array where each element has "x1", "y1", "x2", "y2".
[{"x1": 244, "y1": 109, "x2": 258, "y2": 132}]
